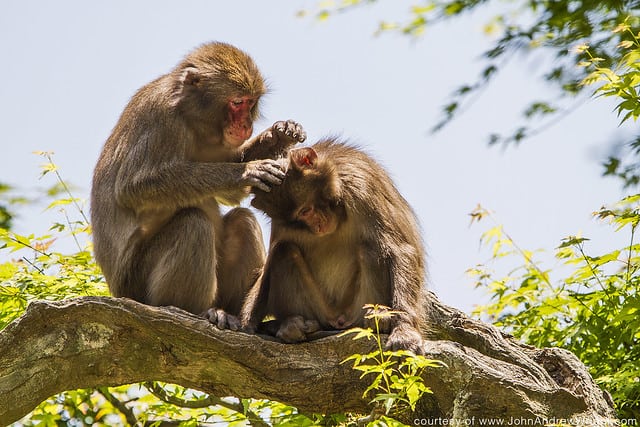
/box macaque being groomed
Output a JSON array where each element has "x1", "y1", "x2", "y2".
[
  {"x1": 91, "y1": 42, "x2": 306, "y2": 326},
  {"x1": 241, "y1": 138, "x2": 427, "y2": 354}
]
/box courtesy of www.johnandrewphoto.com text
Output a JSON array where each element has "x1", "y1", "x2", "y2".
[{"x1": 413, "y1": 417, "x2": 637, "y2": 426}]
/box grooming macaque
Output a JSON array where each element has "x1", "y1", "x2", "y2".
[
  {"x1": 91, "y1": 42, "x2": 306, "y2": 325},
  {"x1": 242, "y1": 138, "x2": 427, "y2": 354}
]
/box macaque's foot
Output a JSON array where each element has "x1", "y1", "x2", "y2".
[
  {"x1": 276, "y1": 315, "x2": 320, "y2": 343},
  {"x1": 363, "y1": 305, "x2": 396, "y2": 334},
  {"x1": 259, "y1": 120, "x2": 306, "y2": 150},
  {"x1": 273, "y1": 120, "x2": 306, "y2": 145},
  {"x1": 203, "y1": 308, "x2": 242, "y2": 331},
  {"x1": 386, "y1": 323, "x2": 425, "y2": 355}
]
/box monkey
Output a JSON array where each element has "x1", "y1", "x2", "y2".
[
  {"x1": 90, "y1": 42, "x2": 306, "y2": 327},
  {"x1": 241, "y1": 138, "x2": 427, "y2": 354}
]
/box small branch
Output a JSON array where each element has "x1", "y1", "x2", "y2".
[
  {"x1": 20, "y1": 256, "x2": 45, "y2": 274},
  {"x1": 62, "y1": 208, "x2": 84, "y2": 253},
  {"x1": 43, "y1": 152, "x2": 90, "y2": 225},
  {"x1": 144, "y1": 382, "x2": 218, "y2": 409},
  {"x1": 98, "y1": 387, "x2": 138, "y2": 426},
  {"x1": 144, "y1": 382, "x2": 270, "y2": 427}
]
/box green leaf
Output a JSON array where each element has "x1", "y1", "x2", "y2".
[
  {"x1": 411, "y1": 4, "x2": 435, "y2": 14},
  {"x1": 45, "y1": 198, "x2": 75, "y2": 211},
  {"x1": 39, "y1": 162, "x2": 58, "y2": 177}
]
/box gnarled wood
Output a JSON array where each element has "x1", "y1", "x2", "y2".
[{"x1": 0, "y1": 294, "x2": 617, "y2": 425}]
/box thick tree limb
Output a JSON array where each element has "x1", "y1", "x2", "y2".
[{"x1": 0, "y1": 294, "x2": 617, "y2": 425}]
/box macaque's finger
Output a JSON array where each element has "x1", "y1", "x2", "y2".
[
  {"x1": 250, "y1": 181, "x2": 272, "y2": 193},
  {"x1": 261, "y1": 160, "x2": 286, "y2": 178},
  {"x1": 203, "y1": 308, "x2": 240, "y2": 331},
  {"x1": 216, "y1": 310, "x2": 228, "y2": 329},
  {"x1": 263, "y1": 167, "x2": 286, "y2": 183},
  {"x1": 203, "y1": 308, "x2": 219, "y2": 325},
  {"x1": 274, "y1": 121, "x2": 286, "y2": 133},
  {"x1": 243, "y1": 160, "x2": 285, "y2": 191},
  {"x1": 213, "y1": 309, "x2": 231, "y2": 330},
  {"x1": 254, "y1": 165, "x2": 285, "y2": 188},
  {"x1": 224, "y1": 311, "x2": 242, "y2": 331},
  {"x1": 292, "y1": 122, "x2": 307, "y2": 142},
  {"x1": 251, "y1": 172, "x2": 283, "y2": 190}
]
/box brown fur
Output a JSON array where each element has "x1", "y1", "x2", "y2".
[
  {"x1": 91, "y1": 42, "x2": 305, "y2": 317},
  {"x1": 242, "y1": 138, "x2": 427, "y2": 353}
]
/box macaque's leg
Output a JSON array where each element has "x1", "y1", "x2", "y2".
[
  {"x1": 242, "y1": 240, "x2": 336, "y2": 338},
  {"x1": 215, "y1": 208, "x2": 266, "y2": 315},
  {"x1": 239, "y1": 268, "x2": 269, "y2": 333},
  {"x1": 269, "y1": 241, "x2": 339, "y2": 321},
  {"x1": 359, "y1": 247, "x2": 425, "y2": 354},
  {"x1": 143, "y1": 208, "x2": 216, "y2": 315}
]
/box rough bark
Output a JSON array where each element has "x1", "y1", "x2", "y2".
[{"x1": 0, "y1": 294, "x2": 617, "y2": 425}]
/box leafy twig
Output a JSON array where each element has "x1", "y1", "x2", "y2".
[
  {"x1": 144, "y1": 382, "x2": 270, "y2": 427},
  {"x1": 98, "y1": 387, "x2": 139, "y2": 426}
]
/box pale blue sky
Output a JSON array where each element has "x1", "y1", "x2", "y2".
[{"x1": 0, "y1": 1, "x2": 630, "y2": 313}]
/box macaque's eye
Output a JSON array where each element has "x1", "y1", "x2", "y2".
[
  {"x1": 298, "y1": 207, "x2": 312, "y2": 217},
  {"x1": 229, "y1": 97, "x2": 257, "y2": 113},
  {"x1": 230, "y1": 99, "x2": 244, "y2": 108}
]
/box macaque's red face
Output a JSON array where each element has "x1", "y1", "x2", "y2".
[
  {"x1": 223, "y1": 96, "x2": 257, "y2": 146},
  {"x1": 251, "y1": 147, "x2": 344, "y2": 236},
  {"x1": 294, "y1": 201, "x2": 340, "y2": 236}
]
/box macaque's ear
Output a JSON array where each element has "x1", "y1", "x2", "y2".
[
  {"x1": 180, "y1": 66, "x2": 201, "y2": 86},
  {"x1": 250, "y1": 195, "x2": 265, "y2": 212},
  {"x1": 290, "y1": 147, "x2": 318, "y2": 170}
]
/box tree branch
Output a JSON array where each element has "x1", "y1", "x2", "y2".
[
  {"x1": 143, "y1": 382, "x2": 270, "y2": 427},
  {"x1": 97, "y1": 387, "x2": 138, "y2": 426},
  {"x1": 0, "y1": 295, "x2": 617, "y2": 425}
]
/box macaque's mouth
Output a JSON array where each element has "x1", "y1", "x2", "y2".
[
  {"x1": 310, "y1": 224, "x2": 335, "y2": 236},
  {"x1": 224, "y1": 122, "x2": 252, "y2": 146},
  {"x1": 225, "y1": 95, "x2": 256, "y2": 145}
]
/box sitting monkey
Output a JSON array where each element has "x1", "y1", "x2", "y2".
[
  {"x1": 241, "y1": 137, "x2": 427, "y2": 354},
  {"x1": 91, "y1": 42, "x2": 305, "y2": 326}
]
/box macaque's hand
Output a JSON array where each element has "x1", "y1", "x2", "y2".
[
  {"x1": 203, "y1": 308, "x2": 242, "y2": 331},
  {"x1": 242, "y1": 159, "x2": 286, "y2": 192},
  {"x1": 276, "y1": 315, "x2": 320, "y2": 343},
  {"x1": 386, "y1": 323, "x2": 425, "y2": 355},
  {"x1": 259, "y1": 120, "x2": 306, "y2": 150}
]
